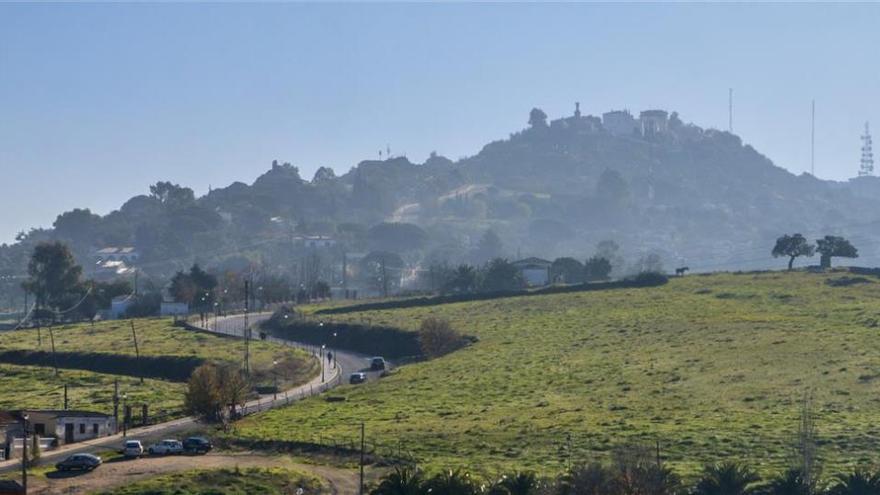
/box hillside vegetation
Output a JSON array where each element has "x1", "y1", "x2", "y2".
[
  {"x1": 236, "y1": 271, "x2": 880, "y2": 476},
  {"x1": 0, "y1": 318, "x2": 319, "y2": 413}
]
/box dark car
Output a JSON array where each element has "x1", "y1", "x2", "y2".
[
  {"x1": 183, "y1": 436, "x2": 213, "y2": 454},
  {"x1": 55, "y1": 453, "x2": 102, "y2": 472},
  {"x1": 349, "y1": 372, "x2": 367, "y2": 384},
  {"x1": 370, "y1": 357, "x2": 386, "y2": 371}
]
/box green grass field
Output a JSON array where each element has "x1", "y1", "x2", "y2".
[
  {"x1": 0, "y1": 318, "x2": 319, "y2": 414},
  {"x1": 235, "y1": 271, "x2": 880, "y2": 477},
  {"x1": 94, "y1": 467, "x2": 326, "y2": 494}
]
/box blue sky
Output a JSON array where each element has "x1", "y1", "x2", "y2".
[{"x1": 1, "y1": 3, "x2": 879, "y2": 244}]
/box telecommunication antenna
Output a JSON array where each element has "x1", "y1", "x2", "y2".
[{"x1": 859, "y1": 122, "x2": 874, "y2": 177}]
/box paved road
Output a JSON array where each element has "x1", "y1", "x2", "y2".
[
  {"x1": 204, "y1": 312, "x2": 387, "y2": 387},
  {"x1": 0, "y1": 313, "x2": 342, "y2": 476}
]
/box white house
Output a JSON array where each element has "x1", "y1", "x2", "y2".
[
  {"x1": 24, "y1": 410, "x2": 116, "y2": 445},
  {"x1": 602, "y1": 110, "x2": 638, "y2": 136},
  {"x1": 639, "y1": 109, "x2": 669, "y2": 136},
  {"x1": 108, "y1": 296, "x2": 133, "y2": 319},
  {"x1": 512, "y1": 258, "x2": 553, "y2": 287},
  {"x1": 93, "y1": 247, "x2": 140, "y2": 264}
]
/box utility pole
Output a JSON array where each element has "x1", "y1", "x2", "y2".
[
  {"x1": 359, "y1": 422, "x2": 365, "y2": 495},
  {"x1": 243, "y1": 280, "x2": 250, "y2": 375},
  {"x1": 63, "y1": 383, "x2": 68, "y2": 410},
  {"x1": 380, "y1": 257, "x2": 388, "y2": 298},
  {"x1": 811, "y1": 99, "x2": 816, "y2": 176},
  {"x1": 21, "y1": 413, "x2": 28, "y2": 495},
  {"x1": 342, "y1": 252, "x2": 348, "y2": 295},
  {"x1": 113, "y1": 379, "x2": 119, "y2": 432},
  {"x1": 130, "y1": 320, "x2": 143, "y2": 384},
  {"x1": 48, "y1": 326, "x2": 58, "y2": 376}
]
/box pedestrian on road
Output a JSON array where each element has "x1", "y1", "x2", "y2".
[{"x1": 327, "y1": 351, "x2": 333, "y2": 365}]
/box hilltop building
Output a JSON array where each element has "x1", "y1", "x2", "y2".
[
  {"x1": 640, "y1": 110, "x2": 670, "y2": 136},
  {"x1": 513, "y1": 257, "x2": 552, "y2": 287}
]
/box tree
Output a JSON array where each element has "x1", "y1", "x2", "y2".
[
  {"x1": 424, "y1": 469, "x2": 478, "y2": 495},
  {"x1": 418, "y1": 317, "x2": 464, "y2": 358},
  {"x1": 693, "y1": 462, "x2": 760, "y2": 495},
  {"x1": 765, "y1": 469, "x2": 812, "y2": 495},
  {"x1": 184, "y1": 363, "x2": 222, "y2": 421},
  {"x1": 634, "y1": 253, "x2": 664, "y2": 274},
  {"x1": 596, "y1": 240, "x2": 624, "y2": 277},
  {"x1": 22, "y1": 242, "x2": 84, "y2": 313},
  {"x1": 480, "y1": 258, "x2": 523, "y2": 292},
  {"x1": 444, "y1": 264, "x2": 478, "y2": 293},
  {"x1": 52, "y1": 208, "x2": 101, "y2": 245},
  {"x1": 816, "y1": 235, "x2": 858, "y2": 268},
  {"x1": 216, "y1": 363, "x2": 250, "y2": 419},
  {"x1": 772, "y1": 234, "x2": 815, "y2": 270},
  {"x1": 551, "y1": 257, "x2": 585, "y2": 284},
  {"x1": 584, "y1": 257, "x2": 612, "y2": 282},
  {"x1": 528, "y1": 108, "x2": 548, "y2": 128},
  {"x1": 596, "y1": 169, "x2": 630, "y2": 205},
  {"x1": 149, "y1": 181, "x2": 195, "y2": 210},
  {"x1": 827, "y1": 470, "x2": 880, "y2": 495},
  {"x1": 371, "y1": 467, "x2": 425, "y2": 495}
]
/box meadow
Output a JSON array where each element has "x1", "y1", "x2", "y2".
[
  {"x1": 235, "y1": 271, "x2": 880, "y2": 477},
  {"x1": 0, "y1": 318, "x2": 319, "y2": 414},
  {"x1": 95, "y1": 467, "x2": 326, "y2": 494}
]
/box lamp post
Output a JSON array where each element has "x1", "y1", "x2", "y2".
[
  {"x1": 321, "y1": 344, "x2": 326, "y2": 382},
  {"x1": 122, "y1": 393, "x2": 128, "y2": 437},
  {"x1": 272, "y1": 360, "x2": 279, "y2": 400},
  {"x1": 332, "y1": 332, "x2": 338, "y2": 369},
  {"x1": 21, "y1": 413, "x2": 28, "y2": 494}
]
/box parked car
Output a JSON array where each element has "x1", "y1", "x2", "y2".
[
  {"x1": 183, "y1": 436, "x2": 213, "y2": 454},
  {"x1": 122, "y1": 439, "x2": 144, "y2": 458},
  {"x1": 55, "y1": 453, "x2": 102, "y2": 472},
  {"x1": 350, "y1": 372, "x2": 367, "y2": 384},
  {"x1": 148, "y1": 439, "x2": 184, "y2": 455},
  {"x1": 370, "y1": 357, "x2": 386, "y2": 371}
]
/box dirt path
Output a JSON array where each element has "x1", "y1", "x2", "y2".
[{"x1": 28, "y1": 452, "x2": 359, "y2": 494}]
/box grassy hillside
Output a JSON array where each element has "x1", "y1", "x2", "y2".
[
  {"x1": 235, "y1": 271, "x2": 880, "y2": 476},
  {"x1": 0, "y1": 318, "x2": 319, "y2": 413},
  {"x1": 96, "y1": 467, "x2": 326, "y2": 494}
]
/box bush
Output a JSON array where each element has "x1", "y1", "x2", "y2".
[{"x1": 418, "y1": 317, "x2": 465, "y2": 358}]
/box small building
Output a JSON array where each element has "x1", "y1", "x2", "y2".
[
  {"x1": 24, "y1": 410, "x2": 115, "y2": 445},
  {"x1": 93, "y1": 259, "x2": 134, "y2": 281},
  {"x1": 602, "y1": 110, "x2": 638, "y2": 136},
  {"x1": 160, "y1": 301, "x2": 189, "y2": 316},
  {"x1": 640, "y1": 109, "x2": 669, "y2": 136},
  {"x1": 294, "y1": 235, "x2": 337, "y2": 249},
  {"x1": 93, "y1": 247, "x2": 140, "y2": 264},
  {"x1": 109, "y1": 296, "x2": 133, "y2": 319},
  {"x1": 513, "y1": 258, "x2": 553, "y2": 287}
]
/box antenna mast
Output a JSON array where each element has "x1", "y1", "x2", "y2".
[{"x1": 860, "y1": 122, "x2": 874, "y2": 177}]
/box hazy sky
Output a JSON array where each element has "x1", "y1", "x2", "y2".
[{"x1": 2, "y1": 3, "x2": 879, "y2": 244}]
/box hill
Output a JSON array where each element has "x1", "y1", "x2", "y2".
[
  {"x1": 3, "y1": 107, "x2": 880, "y2": 301},
  {"x1": 234, "y1": 271, "x2": 880, "y2": 476}
]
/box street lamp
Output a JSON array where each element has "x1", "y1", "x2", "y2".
[
  {"x1": 21, "y1": 413, "x2": 29, "y2": 494},
  {"x1": 321, "y1": 344, "x2": 326, "y2": 382},
  {"x1": 332, "y1": 332, "x2": 338, "y2": 369},
  {"x1": 272, "y1": 360, "x2": 279, "y2": 400},
  {"x1": 122, "y1": 394, "x2": 128, "y2": 437}
]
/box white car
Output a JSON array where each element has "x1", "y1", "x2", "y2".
[
  {"x1": 122, "y1": 439, "x2": 144, "y2": 458},
  {"x1": 148, "y1": 439, "x2": 184, "y2": 455}
]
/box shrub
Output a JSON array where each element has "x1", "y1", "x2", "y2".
[
  {"x1": 370, "y1": 467, "x2": 425, "y2": 495},
  {"x1": 693, "y1": 462, "x2": 760, "y2": 495},
  {"x1": 418, "y1": 317, "x2": 465, "y2": 358}
]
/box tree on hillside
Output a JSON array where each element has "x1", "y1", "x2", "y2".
[
  {"x1": 528, "y1": 108, "x2": 548, "y2": 128},
  {"x1": 596, "y1": 169, "x2": 631, "y2": 205},
  {"x1": 52, "y1": 208, "x2": 102, "y2": 246},
  {"x1": 480, "y1": 258, "x2": 522, "y2": 292},
  {"x1": 169, "y1": 264, "x2": 218, "y2": 312},
  {"x1": 149, "y1": 181, "x2": 195, "y2": 208},
  {"x1": 772, "y1": 234, "x2": 815, "y2": 270},
  {"x1": 596, "y1": 240, "x2": 624, "y2": 277},
  {"x1": 22, "y1": 241, "x2": 84, "y2": 313},
  {"x1": 551, "y1": 257, "x2": 584, "y2": 284},
  {"x1": 816, "y1": 236, "x2": 858, "y2": 269},
  {"x1": 418, "y1": 317, "x2": 464, "y2": 358},
  {"x1": 584, "y1": 256, "x2": 612, "y2": 282},
  {"x1": 184, "y1": 363, "x2": 222, "y2": 421},
  {"x1": 445, "y1": 264, "x2": 478, "y2": 294}
]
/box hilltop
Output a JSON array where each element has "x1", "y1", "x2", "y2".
[{"x1": 3, "y1": 107, "x2": 880, "y2": 291}]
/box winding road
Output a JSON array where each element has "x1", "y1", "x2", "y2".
[{"x1": 0, "y1": 312, "x2": 384, "y2": 492}]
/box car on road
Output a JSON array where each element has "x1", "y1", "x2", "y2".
[
  {"x1": 55, "y1": 453, "x2": 102, "y2": 472},
  {"x1": 349, "y1": 372, "x2": 367, "y2": 384},
  {"x1": 122, "y1": 439, "x2": 144, "y2": 458},
  {"x1": 370, "y1": 357, "x2": 386, "y2": 371},
  {"x1": 148, "y1": 439, "x2": 184, "y2": 455},
  {"x1": 183, "y1": 436, "x2": 213, "y2": 454}
]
